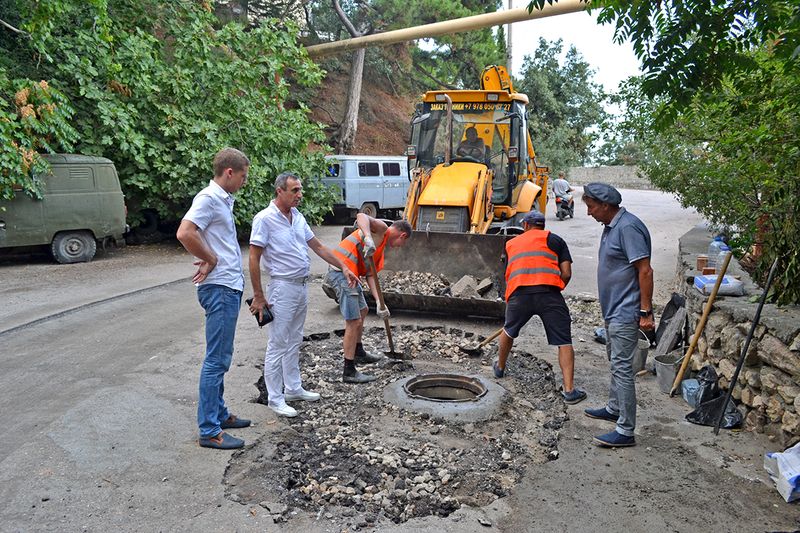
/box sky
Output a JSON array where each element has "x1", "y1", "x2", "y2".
[{"x1": 508, "y1": 7, "x2": 642, "y2": 95}]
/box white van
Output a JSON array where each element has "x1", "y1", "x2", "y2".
[{"x1": 322, "y1": 155, "x2": 409, "y2": 220}]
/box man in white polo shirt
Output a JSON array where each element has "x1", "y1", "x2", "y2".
[
  {"x1": 248, "y1": 171, "x2": 357, "y2": 418},
  {"x1": 177, "y1": 147, "x2": 251, "y2": 450}
]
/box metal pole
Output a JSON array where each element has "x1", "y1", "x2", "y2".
[
  {"x1": 713, "y1": 257, "x2": 780, "y2": 434},
  {"x1": 306, "y1": 0, "x2": 589, "y2": 58},
  {"x1": 507, "y1": 0, "x2": 514, "y2": 73}
]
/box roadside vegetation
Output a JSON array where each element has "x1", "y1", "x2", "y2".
[{"x1": 532, "y1": 0, "x2": 800, "y2": 304}]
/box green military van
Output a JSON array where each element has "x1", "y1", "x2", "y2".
[{"x1": 0, "y1": 154, "x2": 128, "y2": 263}]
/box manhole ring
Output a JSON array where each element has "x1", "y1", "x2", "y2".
[{"x1": 403, "y1": 373, "x2": 488, "y2": 403}]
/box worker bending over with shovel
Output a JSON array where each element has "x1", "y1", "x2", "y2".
[
  {"x1": 326, "y1": 215, "x2": 412, "y2": 383},
  {"x1": 493, "y1": 211, "x2": 587, "y2": 405}
]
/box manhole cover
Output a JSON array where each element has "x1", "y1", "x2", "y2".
[{"x1": 403, "y1": 373, "x2": 487, "y2": 402}]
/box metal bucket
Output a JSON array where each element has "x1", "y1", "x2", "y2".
[
  {"x1": 633, "y1": 329, "x2": 649, "y2": 373},
  {"x1": 655, "y1": 351, "x2": 684, "y2": 394}
]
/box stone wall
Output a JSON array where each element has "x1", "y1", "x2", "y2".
[
  {"x1": 565, "y1": 165, "x2": 655, "y2": 190},
  {"x1": 677, "y1": 225, "x2": 800, "y2": 445}
]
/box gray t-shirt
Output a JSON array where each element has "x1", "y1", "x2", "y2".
[
  {"x1": 597, "y1": 207, "x2": 651, "y2": 323},
  {"x1": 552, "y1": 178, "x2": 571, "y2": 197}
]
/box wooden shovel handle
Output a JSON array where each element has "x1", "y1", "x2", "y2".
[
  {"x1": 669, "y1": 251, "x2": 733, "y2": 396},
  {"x1": 367, "y1": 257, "x2": 394, "y2": 353},
  {"x1": 479, "y1": 327, "x2": 505, "y2": 348}
]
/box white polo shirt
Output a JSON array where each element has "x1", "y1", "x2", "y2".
[
  {"x1": 249, "y1": 201, "x2": 314, "y2": 278},
  {"x1": 183, "y1": 180, "x2": 244, "y2": 291}
]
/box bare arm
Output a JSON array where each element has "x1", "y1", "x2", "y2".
[
  {"x1": 559, "y1": 260, "x2": 572, "y2": 287},
  {"x1": 355, "y1": 212, "x2": 388, "y2": 242},
  {"x1": 634, "y1": 256, "x2": 655, "y2": 330},
  {"x1": 176, "y1": 219, "x2": 217, "y2": 284},
  {"x1": 247, "y1": 244, "x2": 269, "y2": 321},
  {"x1": 307, "y1": 237, "x2": 357, "y2": 287}
]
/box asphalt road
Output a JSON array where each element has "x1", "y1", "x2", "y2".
[{"x1": 2, "y1": 189, "x2": 797, "y2": 532}]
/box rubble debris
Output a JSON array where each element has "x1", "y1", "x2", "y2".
[{"x1": 228, "y1": 327, "x2": 567, "y2": 527}]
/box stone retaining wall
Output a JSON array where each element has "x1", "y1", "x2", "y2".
[
  {"x1": 677, "y1": 225, "x2": 800, "y2": 445},
  {"x1": 566, "y1": 165, "x2": 655, "y2": 190}
]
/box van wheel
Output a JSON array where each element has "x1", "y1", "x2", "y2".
[
  {"x1": 359, "y1": 202, "x2": 378, "y2": 218},
  {"x1": 51, "y1": 231, "x2": 97, "y2": 264}
]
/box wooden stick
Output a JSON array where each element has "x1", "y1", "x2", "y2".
[
  {"x1": 368, "y1": 257, "x2": 395, "y2": 353},
  {"x1": 669, "y1": 251, "x2": 733, "y2": 396}
]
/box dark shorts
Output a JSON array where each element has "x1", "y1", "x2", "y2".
[{"x1": 503, "y1": 289, "x2": 572, "y2": 346}]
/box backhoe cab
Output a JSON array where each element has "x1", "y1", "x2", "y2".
[{"x1": 404, "y1": 65, "x2": 548, "y2": 234}]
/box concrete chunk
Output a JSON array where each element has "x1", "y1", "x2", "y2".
[{"x1": 451, "y1": 275, "x2": 479, "y2": 298}]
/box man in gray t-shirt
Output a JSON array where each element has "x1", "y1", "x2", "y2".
[{"x1": 580, "y1": 182, "x2": 654, "y2": 449}]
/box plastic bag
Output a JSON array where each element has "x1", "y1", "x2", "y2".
[
  {"x1": 695, "y1": 365, "x2": 721, "y2": 406},
  {"x1": 685, "y1": 395, "x2": 743, "y2": 429},
  {"x1": 765, "y1": 441, "x2": 800, "y2": 502}
]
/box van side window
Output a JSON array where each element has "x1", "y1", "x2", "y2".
[
  {"x1": 382, "y1": 162, "x2": 401, "y2": 176},
  {"x1": 46, "y1": 166, "x2": 95, "y2": 193},
  {"x1": 358, "y1": 162, "x2": 380, "y2": 177}
]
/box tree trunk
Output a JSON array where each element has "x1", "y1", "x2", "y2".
[{"x1": 337, "y1": 48, "x2": 365, "y2": 154}]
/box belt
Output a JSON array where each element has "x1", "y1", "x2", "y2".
[{"x1": 271, "y1": 275, "x2": 309, "y2": 285}]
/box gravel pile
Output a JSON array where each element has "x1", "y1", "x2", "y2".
[
  {"x1": 379, "y1": 270, "x2": 452, "y2": 296},
  {"x1": 226, "y1": 326, "x2": 565, "y2": 528}
]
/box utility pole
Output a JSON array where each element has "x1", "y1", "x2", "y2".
[{"x1": 507, "y1": 0, "x2": 513, "y2": 73}]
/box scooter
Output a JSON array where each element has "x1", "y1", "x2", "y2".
[{"x1": 555, "y1": 193, "x2": 574, "y2": 220}]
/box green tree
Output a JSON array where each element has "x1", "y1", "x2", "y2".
[
  {"x1": 1, "y1": 0, "x2": 336, "y2": 226},
  {"x1": 516, "y1": 38, "x2": 608, "y2": 173}
]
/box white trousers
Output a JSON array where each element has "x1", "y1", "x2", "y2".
[{"x1": 264, "y1": 279, "x2": 308, "y2": 407}]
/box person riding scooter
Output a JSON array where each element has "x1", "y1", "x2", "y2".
[{"x1": 552, "y1": 171, "x2": 575, "y2": 220}]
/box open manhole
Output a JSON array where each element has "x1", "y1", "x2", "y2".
[{"x1": 403, "y1": 373, "x2": 487, "y2": 403}]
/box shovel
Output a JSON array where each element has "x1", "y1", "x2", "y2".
[
  {"x1": 367, "y1": 257, "x2": 407, "y2": 359},
  {"x1": 459, "y1": 327, "x2": 504, "y2": 356}
]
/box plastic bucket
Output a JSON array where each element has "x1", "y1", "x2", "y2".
[{"x1": 655, "y1": 351, "x2": 684, "y2": 394}]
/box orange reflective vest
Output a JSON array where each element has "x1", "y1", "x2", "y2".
[
  {"x1": 505, "y1": 229, "x2": 565, "y2": 299},
  {"x1": 333, "y1": 229, "x2": 389, "y2": 277}
]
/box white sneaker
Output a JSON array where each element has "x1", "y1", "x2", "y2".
[
  {"x1": 284, "y1": 389, "x2": 321, "y2": 402},
  {"x1": 269, "y1": 403, "x2": 298, "y2": 417}
]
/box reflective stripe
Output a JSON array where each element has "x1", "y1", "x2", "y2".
[
  {"x1": 508, "y1": 250, "x2": 558, "y2": 264},
  {"x1": 507, "y1": 267, "x2": 562, "y2": 280},
  {"x1": 333, "y1": 230, "x2": 388, "y2": 277}
]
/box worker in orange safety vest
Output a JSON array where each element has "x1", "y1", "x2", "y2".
[
  {"x1": 493, "y1": 210, "x2": 587, "y2": 405},
  {"x1": 326, "y1": 215, "x2": 412, "y2": 383}
]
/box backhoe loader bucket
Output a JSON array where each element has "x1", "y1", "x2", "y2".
[{"x1": 326, "y1": 228, "x2": 512, "y2": 318}]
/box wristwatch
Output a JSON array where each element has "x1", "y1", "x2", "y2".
[{"x1": 639, "y1": 309, "x2": 653, "y2": 317}]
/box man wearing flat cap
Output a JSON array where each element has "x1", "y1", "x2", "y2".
[
  {"x1": 493, "y1": 210, "x2": 587, "y2": 405},
  {"x1": 582, "y1": 182, "x2": 654, "y2": 448}
]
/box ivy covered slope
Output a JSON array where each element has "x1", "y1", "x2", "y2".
[{"x1": 1, "y1": 0, "x2": 336, "y2": 225}]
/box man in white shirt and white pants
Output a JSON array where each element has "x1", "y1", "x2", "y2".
[
  {"x1": 177, "y1": 147, "x2": 252, "y2": 450},
  {"x1": 248, "y1": 171, "x2": 357, "y2": 418}
]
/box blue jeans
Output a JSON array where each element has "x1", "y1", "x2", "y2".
[
  {"x1": 197, "y1": 284, "x2": 242, "y2": 438},
  {"x1": 605, "y1": 321, "x2": 639, "y2": 436}
]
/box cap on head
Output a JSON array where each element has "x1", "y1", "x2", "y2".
[
  {"x1": 522, "y1": 211, "x2": 546, "y2": 226},
  {"x1": 583, "y1": 182, "x2": 622, "y2": 206}
]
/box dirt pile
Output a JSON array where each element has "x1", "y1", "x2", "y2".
[
  {"x1": 380, "y1": 271, "x2": 501, "y2": 301},
  {"x1": 226, "y1": 326, "x2": 566, "y2": 527}
]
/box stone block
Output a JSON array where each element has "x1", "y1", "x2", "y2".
[
  {"x1": 738, "y1": 321, "x2": 767, "y2": 341},
  {"x1": 475, "y1": 278, "x2": 493, "y2": 296},
  {"x1": 707, "y1": 312, "x2": 729, "y2": 337},
  {"x1": 791, "y1": 333, "x2": 800, "y2": 352},
  {"x1": 745, "y1": 408, "x2": 766, "y2": 433},
  {"x1": 760, "y1": 366, "x2": 793, "y2": 394},
  {"x1": 707, "y1": 347, "x2": 724, "y2": 364},
  {"x1": 732, "y1": 382, "x2": 743, "y2": 401},
  {"x1": 717, "y1": 359, "x2": 736, "y2": 380},
  {"x1": 721, "y1": 325, "x2": 743, "y2": 361},
  {"x1": 450, "y1": 275, "x2": 479, "y2": 298},
  {"x1": 753, "y1": 394, "x2": 766, "y2": 409},
  {"x1": 697, "y1": 336, "x2": 708, "y2": 358},
  {"x1": 767, "y1": 395, "x2": 786, "y2": 423},
  {"x1": 745, "y1": 368, "x2": 762, "y2": 388},
  {"x1": 758, "y1": 334, "x2": 800, "y2": 377},
  {"x1": 784, "y1": 412, "x2": 800, "y2": 437},
  {"x1": 743, "y1": 338, "x2": 760, "y2": 366},
  {"x1": 741, "y1": 386, "x2": 755, "y2": 407},
  {"x1": 719, "y1": 376, "x2": 729, "y2": 390},
  {"x1": 778, "y1": 385, "x2": 800, "y2": 404}
]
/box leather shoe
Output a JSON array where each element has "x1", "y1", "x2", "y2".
[
  {"x1": 199, "y1": 432, "x2": 244, "y2": 449},
  {"x1": 221, "y1": 415, "x2": 251, "y2": 429},
  {"x1": 269, "y1": 403, "x2": 298, "y2": 417},
  {"x1": 593, "y1": 430, "x2": 636, "y2": 447},
  {"x1": 342, "y1": 370, "x2": 377, "y2": 384},
  {"x1": 284, "y1": 389, "x2": 321, "y2": 402},
  {"x1": 355, "y1": 350, "x2": 384, "y2": 365}
]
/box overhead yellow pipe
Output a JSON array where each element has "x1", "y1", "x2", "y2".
[{"x1": 306, "y1": 0, "x2": 590, "y2": 58}]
